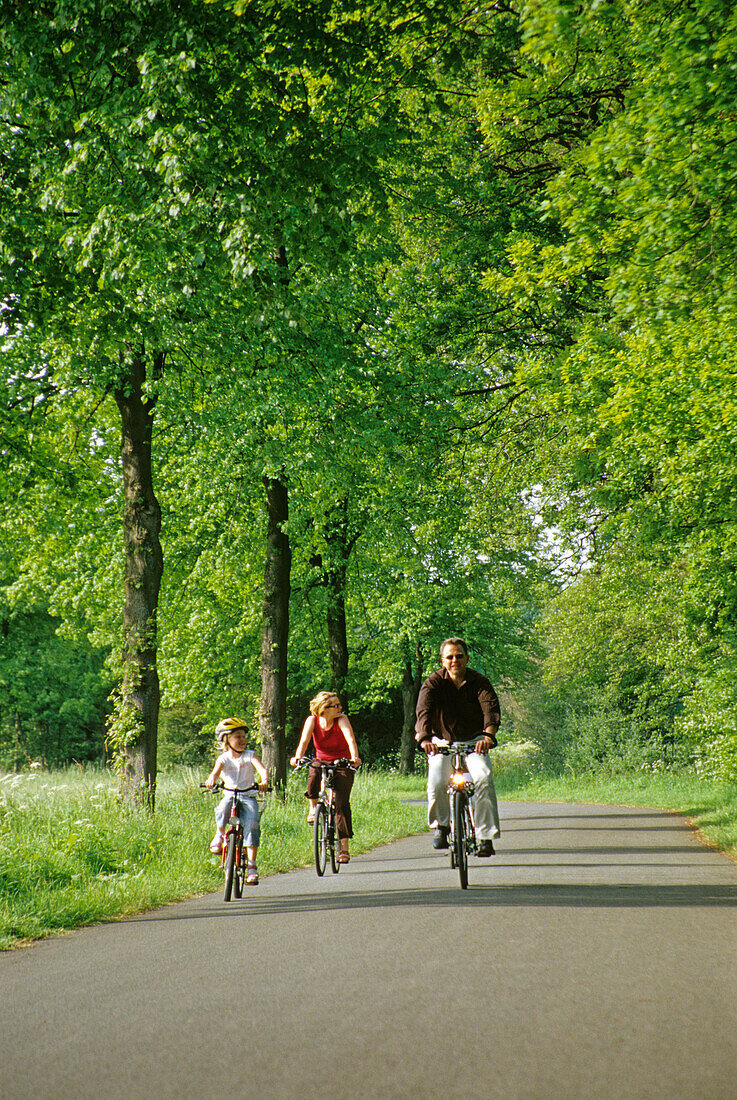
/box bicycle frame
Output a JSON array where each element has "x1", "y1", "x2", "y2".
[
  {"x1": 436, "y1": 740, "x2": 479, "y2": 889},
  {"x1": 292, "y1": 757, "x2": 355, "y2": 877}
]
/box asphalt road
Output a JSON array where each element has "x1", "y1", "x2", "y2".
[{"x1": 2, "y1": 801, "x2": 737, "y2": 1100}]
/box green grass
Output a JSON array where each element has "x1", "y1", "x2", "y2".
[
  {"x1": 494, "y1": 768, "x2": 737, "y2": 859},
  {"x1": 0, "y1": 765, "x2": 426, "y2": 951},
  {"x1": 3, "y1": 762, "x2": 736, "y2": 951}
]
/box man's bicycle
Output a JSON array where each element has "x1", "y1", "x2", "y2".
[
  {"x1": 201, "y1": 782, "x2": 266, "y2": 901},
  {"x1": 435, "y1": 740, "x2": 480, "y2": 889},
  {"x1": 292, "y1": 757, "x2": 357, "y2": 876}
]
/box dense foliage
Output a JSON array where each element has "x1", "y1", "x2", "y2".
[{"x1": 2, "y1": 0, "x2": 735, "y2": 782}]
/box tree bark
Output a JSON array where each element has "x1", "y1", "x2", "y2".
[
  {"x1": 322, "y1": 497, "x2": 353, "y2": 702},
  {"x1": 260, "y1": 475, "x2": 291, "y2": 788},
  {"x1": 399, "y1": 638, "x2": 423, "y2": 774},
  {"x1": 113, "y1": 350, "x2": 164, "y2": 810},
  {"x1": 327, "y1": 590, "x2": 349, "y2": 700},
  {"x1": 326, "y1": 572, "x2": 349, "y2": 702}
]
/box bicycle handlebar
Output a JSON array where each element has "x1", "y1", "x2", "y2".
[
  {"x1": 290, "y1": 757, "x2": 358, "y2": 770},
  {"x1": 200, "y1": 782, "x2": 267, "y2": 794},
  {"x1": 433, "y1": 738, "x2": 486, "y2": 755}
]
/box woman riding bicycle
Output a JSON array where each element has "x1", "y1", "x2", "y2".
[{"x1": 290, "y1": 691, "x2": 361, "y2": 864}]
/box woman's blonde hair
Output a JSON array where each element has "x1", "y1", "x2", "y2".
[{"x1": 309, "y1": 690, "x2": 341, "y2": 716}]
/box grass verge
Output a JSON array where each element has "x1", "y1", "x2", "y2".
[
  {"x1": 0, "y1": 765, "x2": 426, "y2": 951},
  {"x1": 494, "y1": 768, "x2": 737, "y2": 859}
]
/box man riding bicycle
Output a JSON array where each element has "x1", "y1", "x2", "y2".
[{"x1": 415, "y1": 637, "x2": 501, "y2": 857}]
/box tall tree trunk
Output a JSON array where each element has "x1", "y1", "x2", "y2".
[
  {"x1": 260, "y1": 475, "x2": 291, "y2": 789},
  {"x1": 322, "y1": 497, "x2": 353, "y2": 702},
  {"x1": 326, "y1": 586, "x2": 348, "y2": 700},
  {"x1": 399, "y1": 638, "x2": 423, "y2": 774},
  {"x1": 113, "y1": 350, "x2": 164, "y2": 810}
]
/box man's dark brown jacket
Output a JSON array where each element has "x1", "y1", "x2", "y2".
[{"x1": 415, "y1": 667, "x2": 501, "y2": 745}]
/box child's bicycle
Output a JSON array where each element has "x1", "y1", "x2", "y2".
[
  {"x1": 292, "y1": 757, "x2": 357, "y2": 876},
  {"x1": 201, "y1": 782, "x2": 268, "y2": 901},
  {"x1": 435, "y1": 739, "x2": 480, "y2": 889}
]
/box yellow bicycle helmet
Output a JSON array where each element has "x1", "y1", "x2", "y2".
[{"x1": 215, "y1": 716, "x2": 248, "y2": 742}]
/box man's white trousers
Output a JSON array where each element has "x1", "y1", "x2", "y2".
[{"x1": 426, "y1": 750, "x2": 500, "y2": 839}]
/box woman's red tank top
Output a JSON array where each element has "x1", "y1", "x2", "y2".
[{"x1": 313, "y1": 716, "x2": 350, "y2": 762}]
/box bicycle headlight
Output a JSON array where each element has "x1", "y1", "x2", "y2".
[{"x1": 450, "y1": 771, "x2": 466, "y2": 788}]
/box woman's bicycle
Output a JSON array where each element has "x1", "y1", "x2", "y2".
[
  {"x1": 435, "y1": 740, "x2": 479, "y2": 889},
  {"x1": 201, "y1": 782, "x2": 267, "y2": 901},
  {"x1": 292, "y1": 757, "x2": 357, "y2": 876}
]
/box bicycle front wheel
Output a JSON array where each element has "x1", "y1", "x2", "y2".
[
  {"x1": 329, "y1": 809, "x2": 340, "y2": 874},
  {"x1": 314, "y1": 803, "x2": 328, "y2": 876},
  {"x1": 462, "y1": 800, "x2": 475, "y2": 859},
  {"x1": 223, "y1": 833, "x2": 237, "y2": 901},
  {"x1": 452, "y1": 791, "x2": 469, "y2": 889},
  {"x1": 233, "y1": 837, "x2": 244, "y2": 898}
]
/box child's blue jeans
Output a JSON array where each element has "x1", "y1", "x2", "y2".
[{"x1": 215, "y1": 795, "x2": 261, "y2": 847}]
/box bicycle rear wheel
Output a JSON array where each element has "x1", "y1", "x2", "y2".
[
  {"x1": 452, "y1": 791, "x2": 468, "y2": 889},
  {"x1": 314, "y1": 803, "x2": 328, "y2": 876},
  {"x1": 223, "y1": 833, "x2": 237, "y2": 901}
]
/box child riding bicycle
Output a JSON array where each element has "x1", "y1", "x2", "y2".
[
  {"x1": 204, "y1": 717, "x2": 268, "y2": 885},
  {"x1": 290, "y1": 691, "x2": 361, "y2": 864}
]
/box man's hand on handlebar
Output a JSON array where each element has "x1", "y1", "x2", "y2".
[{"x1": 475, "y1": 730, "x2": 498, "y2": 754}]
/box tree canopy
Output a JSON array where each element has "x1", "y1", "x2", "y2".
[{"x1": 2, "y1": 0, "x2": 737, "y2": 784}]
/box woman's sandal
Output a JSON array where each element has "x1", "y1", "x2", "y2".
[
  {"x1": 306, "y1": 812, "x2": 315, "y2": 825},
  {"x1": 338, "y1": 851, "x2": 350, "y2": 864}
]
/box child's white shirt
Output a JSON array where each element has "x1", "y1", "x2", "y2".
[{"x1": 217, "y1": 749, "x2": 258, "y2": 791}]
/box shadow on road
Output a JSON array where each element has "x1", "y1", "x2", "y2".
[
  {"x1": 360, "y1": 845, "x2": 704, "y2": 860},
  {"x1": 124, "y1": 880, "x2": 737, "y2": 927},
  {"x1": 502, "y1": 822, "x2": 684, "y2": 831},
  {"x1": 509, "y1": 810, "x2": 677, "y2": 820}
]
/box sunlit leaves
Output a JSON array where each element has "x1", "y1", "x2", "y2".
[{"x1": 474, "y1": 0, "x2": 737, "y2": 774}]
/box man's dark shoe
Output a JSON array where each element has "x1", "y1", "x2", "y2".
[
  {"x1": 477, "y1": 840, "x2": 495, "y2": 857},
  {"x1": 432, "y1": 827, "x2": 450, "y2": 850}
]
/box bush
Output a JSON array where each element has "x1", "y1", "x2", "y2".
[
  {"x1": 491, "y1": 737, "x2": 543, "y2": 778},
  {"x1": 675, "y1": 666, "x2": 737, "y2": 782},
  {"x1": 157, "y1": 703, "x2": 213, "y2": 768}
]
